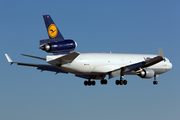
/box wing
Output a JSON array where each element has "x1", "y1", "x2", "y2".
[
  {"x1": 108, "y1": 47, "x2": 165, "y2": 79},
  {"x1": 5, "y1": 54, "x2": 68, "y2": 74}
]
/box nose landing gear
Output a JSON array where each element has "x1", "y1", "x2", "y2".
[
  {"x1": 153, "y1": 81, "x2": 158, "y2": 85},
  {"x1": 153, "y1": 75, "x2": 158, "y2": 85}
]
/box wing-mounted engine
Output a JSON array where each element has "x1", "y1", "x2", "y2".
[
  {"x1": 136, "y1": 68, "x2": 155, "y2": 79},
  {"x1": 39, "y1": 39, "x2": 77, "y2": 54}
]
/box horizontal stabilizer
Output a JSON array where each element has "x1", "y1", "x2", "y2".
[
  {"x1": 55, "y1": 52, "x2": 80, "y2": 63},
  {"x1": 21, "y1": 54, "x2": 46, "y2": 61}
]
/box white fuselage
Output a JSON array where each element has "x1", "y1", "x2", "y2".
[{"x1": 46, "y1": 53, "x2": 172, "y2": 78}]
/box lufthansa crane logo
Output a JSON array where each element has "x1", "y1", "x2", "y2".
[{"x1": 48, "y1": 24, "x2": 58, "y2": 38}]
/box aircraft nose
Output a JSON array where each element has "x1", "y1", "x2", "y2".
[{"x1": 169, "y1": 62, "x2": 172, "y2": 70}]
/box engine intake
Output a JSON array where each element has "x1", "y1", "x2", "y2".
[
  {"x1": 40, "y1": 39, "x2": 77, "y2": 53},
  {"x1": 137, "y1": 68, "x2": 155, "y2": 79}
]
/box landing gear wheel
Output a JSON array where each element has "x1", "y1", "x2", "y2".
[
  {"x1": 123, "y1": 80, "x2": 127, "y2": 85},
  {"x1": 84, "y1": 80, "x2": 96, "y2": 86},
  {"x1": 84, "y1": 81, "x2": 88, "y2": 86},
  {"x1": 100, "y1": 80, "x2": 103, "y2": 85},
  {"x1": 87, "y1": 81, "x2": 91, "y2": 86},
  {"x1": 115, "y1": 80, "x2": 119, "y2": 85},
  {"x1": 92, "y1": 81, "x2": 96, "y2": 86},
  {"x1": 120, "y1": 80, "x2": 123, "y2": 85},
  {"x1": 115, "y1": 80, "x2": 128, "y2": 85},
  {"x1": 101, "y1": 79, "x2": 107, "y2": 85},
  {"x1": 153, "y1": 81, "x2": 158, "y2": 85},
  {"x1": 104, "y1": 79, "x2": 107, "y2": 84}
]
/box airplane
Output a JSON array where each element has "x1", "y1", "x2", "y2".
[{"x1": 5, "y1": 15, "x2": 172, "y2": 86}]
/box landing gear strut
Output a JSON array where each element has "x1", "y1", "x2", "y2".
[
  {"x1": 153, "y1": 75, "x2": 158, "y2": 85},
  {"x1": 115, "y1": 68, "x2": 128, "y2": 85},
  {"x1": 115, "y1": 78, "x2": 127, "y2": 85}
]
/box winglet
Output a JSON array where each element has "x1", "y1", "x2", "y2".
[
  {"x1": 159, "y1": 47, "x2": 164, "y2": 57},
  {"x1": 5, "y1": 54, "x2": 13, "y2": 65}
]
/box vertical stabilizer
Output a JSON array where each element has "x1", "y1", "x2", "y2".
[
  {"x1": 43, "y1": 15, "x2": 64, "y2": 41},
  {"x1": 40, "y1": 15, "x2": 77, "y2": 55}
]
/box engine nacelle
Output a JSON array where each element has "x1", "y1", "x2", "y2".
[
  {"x1": 40, "y1": 39, "x2": 77, "y2": 53},
  {"x1": 137, "y1": 68, "x2": 155, "y2": 79}
]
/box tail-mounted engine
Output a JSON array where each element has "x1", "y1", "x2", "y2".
[
  {"x1": 137, "y1": 68, "x2": 155, "y2": 79},
  {"x1": 39, "y1": 39, "x2": 77, "y2": 53}
]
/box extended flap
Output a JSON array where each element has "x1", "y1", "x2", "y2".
[{"x1": 109, "y1": 69, "x2": 121, "y2": 79}]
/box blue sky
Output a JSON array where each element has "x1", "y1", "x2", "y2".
[{"x1": 1, "y1": 0, "x2": 179, "y2": 120}]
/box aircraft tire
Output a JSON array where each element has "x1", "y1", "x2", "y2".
[
  {"x1": 100, "y1": 80, "x2": 104, "y2": 85},
  {"x1": 104, "y1": 79, "x2": 107, "y2": 84},
  {"x1": 84, "y1": 81, "x2": 88, "y2": 86},
  {"x1": 92, "y1": 81, "x2": 96, "y2": 86},
  {"x1": 87, "y1": 81, "x2": 92, "y2": 86},
  {"x1": 101, "y1": 79, "x2": 108, "y2": 85},
  {"x1": 123, "y1": 80, "x2": 127, "y2": 85},
  {"x1": 153, "y1": 81, "x2": 158, "y2": 85},
  {"x1": 115, "y1": 80, "x2": 119, "y2": 85},
  {"x1": 120, "y1": 80, "x2": 123, "y2": 85}
]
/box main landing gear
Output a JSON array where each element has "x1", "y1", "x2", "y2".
[
  {"x1": 115, "y1": 68, "x2": 128, "y2": 85},
  {"x1": 115, "y1": 79, "x2": 127, "y2": 85},
  {"x1": 100, "y1": 79, "x2": 108, "y2": 85},
  {"x1": 84, "y1": 72, "x2": 158, "y2": 86},
  {"x1": 84, "y1": 80, "x2": 96, "y2": 86},
  {"x1": 84, "y1": 79, "x2": 107, "y2": 86},
  {"x1": 115, "y1": 75, "x2": 127, "y2": 85}
]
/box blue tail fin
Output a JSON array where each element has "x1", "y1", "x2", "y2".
[
  {"x1": 43, "y1": 15, "x2": 64, "y2": 41},
  {"x1": 40, "y1": 15, "x2": 77, "y2": 55}
]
